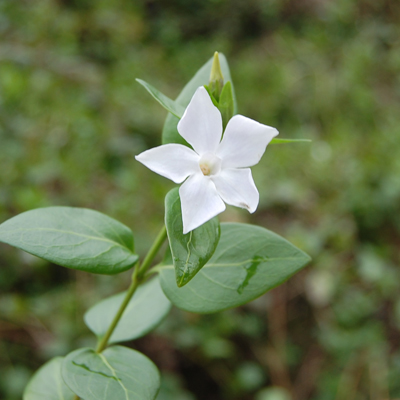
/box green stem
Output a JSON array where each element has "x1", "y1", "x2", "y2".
[
  {"x1": 95, "y1": 225, "x2": 167, "y2": 354},
  {"x1": 137, "y1": 225, "x2": 167, "y2": 279},
  {"x1": 95, "y1": 266, "x2": 140, "y2": 353}
]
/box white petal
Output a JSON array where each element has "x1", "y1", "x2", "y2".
[
  {"x1": 179, "y1": 173, "x2": 225, "y2": 234},
  {"x1": 212, "y1": 168, "x2": 259, "y2": 213},
  {"x1": 135, "y1": 144, "x2": 200, "y2": 183},
  {"x1": 217, "y1": 115, "x2": 278, "y2": 169},
  {"x1": 177, "y1": 87, "x2": 223, "y2": 155}
]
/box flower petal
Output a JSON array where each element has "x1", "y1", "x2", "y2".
[
  {"x1": 217, "y1": 115, "x2": 278, "y2": 169},
  {"x1": 135, "y1": 144, "x2": 200, "y2": 183},
  {"x1": 177, "y1": 86, "x2": 223, "y2": 155},
  {"x1": 179, "y1": 173, "x2": 225, "y2": 234},
  {"x1": 212, "y1": 168, "x2": 259, "y2": 213}
]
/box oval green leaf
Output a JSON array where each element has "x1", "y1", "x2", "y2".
[
  {"x1": 23, "y1": 357, "x2": 75, "y2": 400},
  {"x1": 162, "y1": 53, "x2": 237, "y2": 146},
  {"x1": 84, "y1": 277, "x2": 171, "y2": 344},
  {"x1": 136, "y1": 79, "x2": 185, "y2": 119},
  {"x1": 159, "y1": 223, "x2": 311, "y2": 313},
  {"x1": 62, "y1": 346, "x2": 160, "y2": 400},
  {"x1": 0, "y1": 207, "x2": 138, "y2": 274},
  {"x1": 165, "y1": 188, "x2": 220, "y2": 287}
]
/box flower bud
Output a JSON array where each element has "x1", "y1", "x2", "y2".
[{"x1": 209, "y1": 52, "x2": 224, "y2": 100}]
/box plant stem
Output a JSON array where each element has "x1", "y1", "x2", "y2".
[
  {"x1": 138, "y1": 224, "x2": 167, "y2": 279},
  {"x1": 95, "y1": 266, "x2": 140, "y2": 353},
  {"x1": 95, "y1": 224, "x2": 167, "y2": 353}
]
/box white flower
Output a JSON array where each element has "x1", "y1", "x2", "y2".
[{"x1": 135, "y1": 86, "x2": 278, "y2": 234}]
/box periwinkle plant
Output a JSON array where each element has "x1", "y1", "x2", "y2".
[{"x1": 0, "y1": 52, "x2": 311, "y2": 400}]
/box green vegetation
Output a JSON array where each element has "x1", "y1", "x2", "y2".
[{"x1": 1, "y1": 0, "x2": 400, "y2": 399}]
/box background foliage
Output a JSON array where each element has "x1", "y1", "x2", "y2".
[{"x1": 1, "y1": 0, "x2": 400, "y2": 399}]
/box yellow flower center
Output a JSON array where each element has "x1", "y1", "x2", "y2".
[
  {"x1": 199, "y1": 153, "x2": 222, "y2": 176},
  {"x1": 200, "y1": 164, "x2": 211, "y2": 176}
]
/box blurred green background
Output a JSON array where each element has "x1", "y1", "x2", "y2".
[{"x1": 1, "y1": 0, "x2": 400, "y2": 399}]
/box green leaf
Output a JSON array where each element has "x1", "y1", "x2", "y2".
[
  {"x1": 0, "y1": 207, "x2": 138, "y2": 274},
  {"x1": 84, "y1": 277, "x2": 171, "y2": 344},
  {"x1": 159, "y1": 223, "x2": 311, "y2": 313},
  {"x1": 270, "y1": 138, "x2": 312, "y2": 144},
  {"x1": 165, "y1": 188, "x2": 220, "y2": 287},
  {"x1": 162, "y1": 53, "x2": 237, "y2": 146},
  {"x1": 62, "y1": 346, "x2": 160, "y2": 400},
  {"x1": 136, "y1": 79, "x2": 185, "y2": 119},
  {"x1": 23, "y1": 357, "x2": 75, "y2": 400},
  {"x1": 203, "y1": 85, "x2": 219, "y2": 108},
  {"x1": 218, "y1": 81, "x2": 234, "y2": 129}
]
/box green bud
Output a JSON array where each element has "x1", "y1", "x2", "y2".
[{"x1": 209, "y1": 52, "x2": 224, "y2": 100}]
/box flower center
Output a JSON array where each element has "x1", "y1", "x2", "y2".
[{"x1": 199, "y1": 153, "x2": 222, "y2": 176}]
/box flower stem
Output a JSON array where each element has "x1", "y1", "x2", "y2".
[
  {"x1": 137, "y1": 225, "x2": 167, "y2": 279},
  {"x1": 95, "y1": 266, "x2": 140, "y2": 353},
  {"x1": 94, "y1": 225, "x2": 167, "y2": 354}
]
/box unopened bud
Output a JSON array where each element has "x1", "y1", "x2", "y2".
[{"x1": 209, "y1": 52, "x2": 224, "y2": 100}]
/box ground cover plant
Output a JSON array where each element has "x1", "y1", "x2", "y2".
[
  {"x1": 1, "y1": 1, "x2": 400, "y2": 399},
  {"x1": 0, "y1": 51, "x2": 311, "y2": 399}
]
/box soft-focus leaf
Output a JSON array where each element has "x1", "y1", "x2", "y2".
[
  {"x1": 160, "y1": 223, "x2": 311, "y2": 313},
  {"x1": 165, "y1": 188, "x2": 220, "y2": 287},
  {"x1": 162, "y1": 53, "x2": 237, "y2": 145},
  {"x1": 84, "y1": 277, "x2": 171, "y2": 344},
  {"x1": 136, "y1": 79, "x2": 185, "y2": 118},
  {"x1": 62, "y1": 346, "x2": 160, "y2": 400},
  {"x1": 23, "y1": 357, "x2": 75, "y2": 400},
  {"x1": 0, "y1": 207, "x2": 138, "y2": 274}
]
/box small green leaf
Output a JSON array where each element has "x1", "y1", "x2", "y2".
[
  {"x1": 0, "y1": 207, "x2": 138, "y2": 274},
  {"x1": 218, "y1": 81, "x2": 234, "y2": 129},
  {"x1": 62, "y1": 346, "x2": 160, "y2": 400},
  {"x1": 203, "y1": 85, "x2": 219, "y2": 108},
  {"x1": 165, "y1": 188, "x2": 220, "y2": 287},
  {"x1": 162, "y1": 53, "x2": 237, "y2": 145},
  {"x1": 159, "y1": 223, "x2": 311, "y2": 313},
  {"x1": 84, "y1": 277, "x2": 171, "y2": 344},
  {"x1": 23, "y1": 357, "x2": 75, "y2": 400},
  {"x1": 136, "y1": 79, "x2": 185, "y2": 119},
  {"x1": 270, "y1": 138, "x2": 312, "y2": 144}
]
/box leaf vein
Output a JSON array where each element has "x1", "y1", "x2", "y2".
[
  {"x1": 7, "y1": 227, "x2": 129, "y2": 250},
  {"x1": 98, "y1": 354, "x2": 129, "y2": 400}
]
